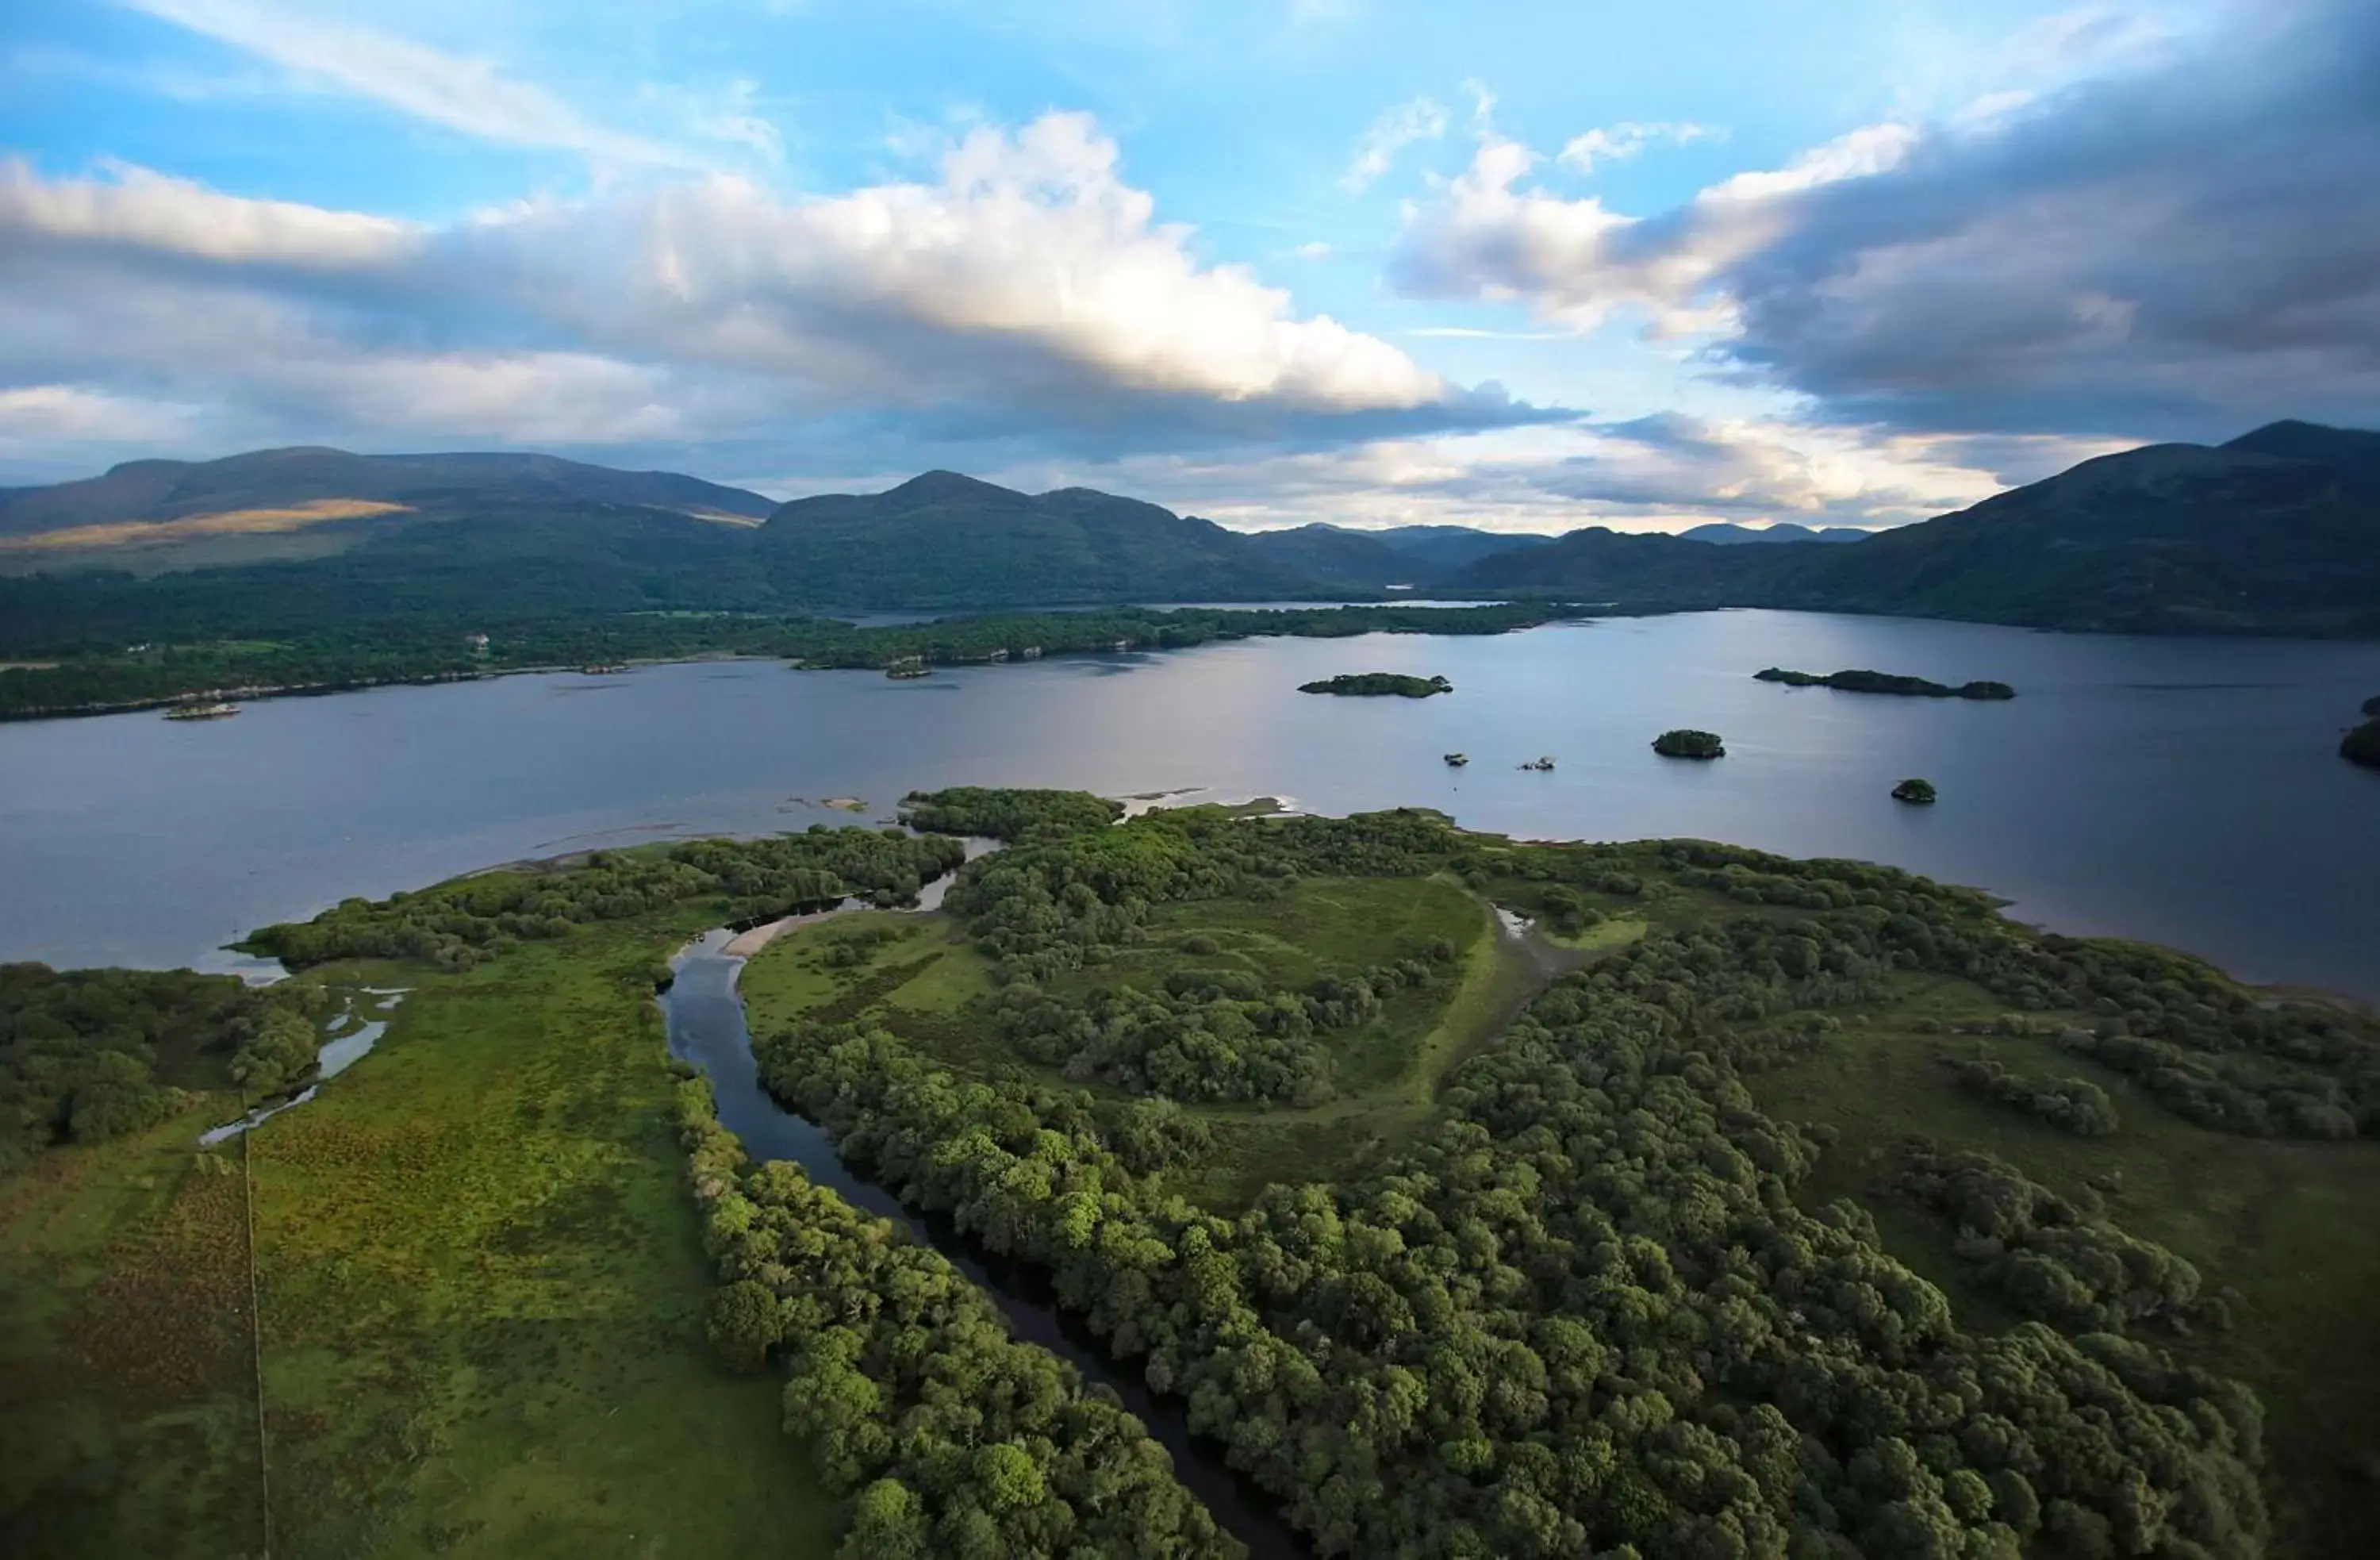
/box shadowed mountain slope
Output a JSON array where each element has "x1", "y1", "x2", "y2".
[
  {"x1": 1451, "y1": 420, "x2": 2380, "y2": 636},
  {"x1": 756, "y1": 471, "x2": 1321, "y2": 608}
]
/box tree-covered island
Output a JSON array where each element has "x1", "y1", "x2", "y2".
[
  {"x1": 1297, "y1": 672, "x2": 1453, "y2": 697},
  {"x1": 1652, "y1": 727, "x2": 1726, "y2": 758},
  {"x1": 1757, "y1": 667, "x2": 2017, "y2": 700},
  {"x1": 1892, "y1": 777, "x2": 1939, "y2": 804},
  {"x1": 2344, "y1": 719, "x2": 2380, "y2": 769},
  {"x1": 10, "y1": 793, "x2": 2380, "y2": 1555}
]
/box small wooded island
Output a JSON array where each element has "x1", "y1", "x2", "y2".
[
  {"x1": 1757, "y1": 667, "x2": 2017, "y2": 700},
  {"x1": 1297, "y1": 672, "x2": 1452, "y2": 697},
  {"x1": 1893, "y1": 776, "x2": 1939, "y2": 804},
  {"x1": 2344, "y1": 720, "x2": 2380, "y2": 769},
  {"x1": 1653, "y1": 728, "x2": 1726, "y2": 759}
]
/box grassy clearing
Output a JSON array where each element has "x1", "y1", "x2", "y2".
[
  {"x1": 1746, "y1": 975, "x2": 2380, "y2": 1556},
  {"x1": 737, "y1": 878, "x2": 1579, "y2": 1213},
  {"x1": 2, "y1": 913, "x2": 839, "y2": 1560}
]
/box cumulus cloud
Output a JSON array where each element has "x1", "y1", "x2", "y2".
[
  {"x1": 1342, "y1": 96, "x2": 1449, "y2": 191},
  {"x1": 1391, "y1": 121, "x2": 1915, "y2": 335},
  {"x1": 0, "y1": 114, "x2": 1561, "y2": 472},
  {"x1": 1395, "y1": 0, "x2": 2380, "y2": 441}
]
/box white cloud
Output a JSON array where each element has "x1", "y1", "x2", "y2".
[
  {"x1": 1557, "y1": 121, "x2": 1720, "y2": 174},
  {"x1": 0, "y1": 156, "x2": 420, "y2": 267},
  {"x1": 117, "y1": 0, "x2": 681, "y2": 163},
  {"x1": 972, "y1": 414, "x2": 2033, "y2": 535},
  {"x1": 1293, "y1": 240, "x2": 1333, "y2": 260},
  {"x1": 1342, "y1": 96, "x2": 1449, "y2": 191},
  {"x1": 1391, "y1": 121, "x2": 1917, "y2": 333},
  {"x1": 0, "y1": 115, "x2": 1545, "y2": 469}
]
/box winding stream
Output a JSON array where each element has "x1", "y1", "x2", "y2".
[{"x1": 657, "y1": 848, "x2": 1315, "y2": 1558}]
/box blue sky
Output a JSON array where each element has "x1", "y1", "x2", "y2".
[{"x1": 2, "y1": 0, "x2": 2373, "y2": 531}]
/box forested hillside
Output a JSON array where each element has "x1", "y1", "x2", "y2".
[{"x1": 1451, "y1": 420, "x2": 2380, "y2": 637}]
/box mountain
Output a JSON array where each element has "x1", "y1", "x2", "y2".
[
  {"x1": 1238, "y1": 524, "x2": 1419, "y2": 590},
  {"x1": 754, "y1": 471, "x2": 1321, "y2": 609},
  {"x1": 0, "y1": 446, "x2": 776, "y2": 575},
  {"x1": 1361, "y1": 524, "x2": 1558, "y2": 572},
  {"x1": 1763, "y1": 421, "x2": 2380, "y2": 635},
  {"x1": 1441, "y1": 528, "x2": 1783, "y2": 605},
  {"x1": 5, "y1": 420, "x2": 2376, "y2": 642},
  {"x1": 1679, "y1": 522, "x2": 1870, "y2": 545},
  {"x1": 1452, "y1": 420, "x2": 2380, "y2": 636}
]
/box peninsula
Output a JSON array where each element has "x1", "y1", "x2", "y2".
[
  {"x1": 8, "y1": 793, "x2": 2380, "y2": 1554},
  {"x1": 1756, "y1": 667, "x2": 2017, "y2": 699}
]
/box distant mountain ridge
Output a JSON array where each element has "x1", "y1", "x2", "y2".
[
  {"x1": 757, "y1": 470, "x2": 1317, "y2": 608},
  {"x1": 1680, "y1": 522, "x2": 1871, "y2": 545},
  {"x1": 0, "y1": 446, "x2": 776, "y2": 540},
  {"x1": 1448, "y1": 420, "x2": 2380, "y2": 636},
  {"x1": 1, "y1": 419, "x2": 2374, "y2": 638}
]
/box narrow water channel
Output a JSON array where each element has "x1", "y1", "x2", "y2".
[{"x1": 657, "y1": 890, "x2": 1312, "y2": 1558}]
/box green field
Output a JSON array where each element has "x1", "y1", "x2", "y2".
[{"x1": 2, "y1": 915, "x2": 839, "y2": 1560}]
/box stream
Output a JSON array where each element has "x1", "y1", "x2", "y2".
[{"x1": 658, "y1": 929, "x2": 1313, "y2": 1558}]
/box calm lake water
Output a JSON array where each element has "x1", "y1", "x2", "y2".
[{"x1": 2, "y1": 609, "x2": 2375, "y2": 997}]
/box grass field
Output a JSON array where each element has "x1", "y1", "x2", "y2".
[{"x1": 2, "y1": 913, "x2": 840, "y2": 1560}]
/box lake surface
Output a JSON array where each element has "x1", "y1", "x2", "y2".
[{"x1": 3, "y1": 609, "x2": 2376, "y2": 997}]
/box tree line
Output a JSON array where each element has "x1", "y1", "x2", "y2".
[
  {"x1": 240, "y1": 828, "x2": 969, "y2": 970},
  {"x1": 674, "y1": 1073, "x2": 1242, "y2": 1559},
  {"x1": 0, "y1": 603, "x2": 1564, "y2": 722}
]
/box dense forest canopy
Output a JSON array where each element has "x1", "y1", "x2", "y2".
[
  {"x1": 0, "y1": 964, "x2": 325, "y2": 1170},
  {"x1": 676, "y1": 1075, "x2": 1242, "y2": 1558},
  {"x1": 709, "y1": 789, "x2": 2380, "y2": 1556}
]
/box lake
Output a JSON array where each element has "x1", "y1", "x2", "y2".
[{"x1": 3, "y1": 609, "x2": 2375, "y2": 997}]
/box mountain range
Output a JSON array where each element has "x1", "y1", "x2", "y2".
[{"x1": 1, "y1": 420, "x2": 2374, "y2": 643}]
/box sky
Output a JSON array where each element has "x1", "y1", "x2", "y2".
[{"x1": 1, "y1": 0, "x2": 2374, "y2": 532}]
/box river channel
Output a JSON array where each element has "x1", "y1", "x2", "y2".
[{"x1": 655, "y1": 851, "x2": 1320, "y2": 1557}]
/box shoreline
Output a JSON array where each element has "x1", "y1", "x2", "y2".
[{"x1": 0, "y1": 602, "x2": 1587, "y2": 725}]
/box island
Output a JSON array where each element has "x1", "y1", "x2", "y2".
[
  {"x1": 1892, "y1": 776, "x2": 1939, "y2": 804},
  {"x1": 1756, "y1": 666, "x2": 2017, "y2": 700},
  {"x1": 10, "y1": 789, "x2": 2380, "y2": 1554},
  {"x1": 2364, "y1": 694, "x2": 2380, "y2": 717},
  {"x1": 1653, "y1": 727, "x2": 1726, "y2": 759},
  {"x1": 2344, "y1": 720, "x2": 2380, "y2": 770},
  {"x1": 1298, "y1": 671, "x2": 1453, "y2": 697}
]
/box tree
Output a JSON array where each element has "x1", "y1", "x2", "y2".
[{"x1": 707, "y1": 1278, "x2": 784, "y2": 1374}]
